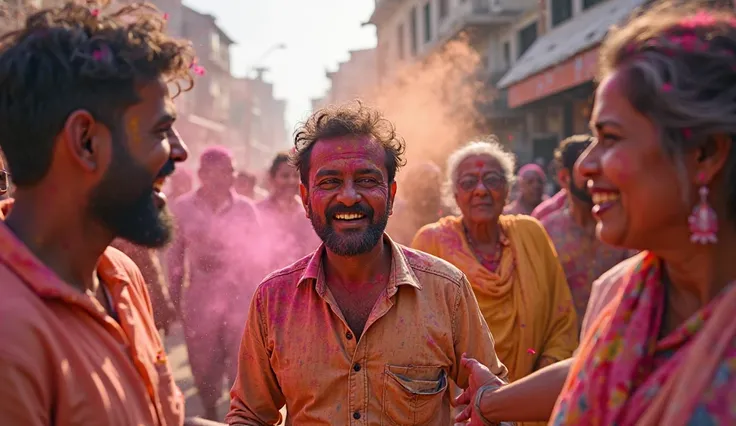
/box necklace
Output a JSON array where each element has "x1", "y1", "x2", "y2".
[{"x1": 464, "y1": 224, "x2": 504, "y2": 272}]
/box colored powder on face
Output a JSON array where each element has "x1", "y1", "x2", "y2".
[{"x1": 128, "y1": 118, "x2": 141, "y2": 146}]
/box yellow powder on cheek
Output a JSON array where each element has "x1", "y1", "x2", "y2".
[{"x1": 128, "y1": 117, "x2": 141, "y2": 146}]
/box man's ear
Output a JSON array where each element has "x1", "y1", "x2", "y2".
[
  {"x1": 300, "y1": 183, "x2": 309, "y2": 218},
  {"x1": 388, "y1": 181, "x2": 397, "y2": 215},
  {"x1": 61, "y1": 109, "x2": 111, "y2": 175}
]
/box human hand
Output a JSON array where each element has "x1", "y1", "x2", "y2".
[
  {"x1": 455, "y1": 353, "x2": 505, "y2": 424},
  {"x1": 536, "y1": 355, "x2": 557, "y2": 370}
]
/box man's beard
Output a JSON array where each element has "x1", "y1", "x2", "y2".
[
  {"x1": 88, "y1": 142, "x2": 175, "y2": 248},
  {"x1": 309, "y1": 200, "x2": 390, "y2": 256},
  {"x1": 568, "y1": 171, "x2": 593, "y2": 206}
]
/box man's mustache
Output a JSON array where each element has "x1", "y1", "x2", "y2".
[{"x1": 157, "y1": 160, "x2": 176, "y2": 180}]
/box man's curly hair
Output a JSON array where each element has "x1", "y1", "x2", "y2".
[
  {"x1": 291, "y1": 102, "x2": 407, "y2": 186},
  {"x1": 0, "y1": 0, "x2": 196, "y2": 187}
]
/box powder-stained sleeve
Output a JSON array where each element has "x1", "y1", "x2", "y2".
[
  {"x1": 451, "y1": 275, "x2": 509, "y2": 388},
  {"x1": 226, "y1": 284, "x2": 285, "y2": 426},
  {"x1": 108, "y1": 248, "x2": 186, "y2": 426}
]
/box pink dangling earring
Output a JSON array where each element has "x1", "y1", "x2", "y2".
[{"x1": 688, "y1": 172, "x2": 718, "y2": 244}]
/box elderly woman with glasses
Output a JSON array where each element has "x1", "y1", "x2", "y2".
[{"x1": 411, "y1": 139, "x2": 578, "y2": 396}]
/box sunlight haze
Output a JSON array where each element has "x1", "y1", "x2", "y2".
[{"x1": 182, "y1": 0, "x2": 377, "y2": 137}]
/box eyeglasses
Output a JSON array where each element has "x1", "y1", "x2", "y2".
[
  {"x1": 457, "y1": 173, "x2": 506, "y2": 192},
  {"x1": 0, "y1": 169, "x2": 10, "y2": 194}
]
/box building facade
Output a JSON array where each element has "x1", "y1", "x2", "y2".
[
  {"x1": 230, "y1": 69, "x2": 289, "y2": 172},
  {"x1": 312, "y1": 48, "x2": 379, "y2": 110},
  {"x1": 498, "y1": 0, "x2": 646, "y2": 164},
  {"x1": 0, "y1": 0, "x2": 289, "y2": 174},
  {"x1": 367, "y1": 0, "x2": 537, "y2": 151}
]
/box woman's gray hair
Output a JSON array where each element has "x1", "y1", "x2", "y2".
[
  {"x1": 441, "y1": 137, "x2": 517, "y2": 214},
  {"x1": 599, "y1": 2, "x2": 736, "y2": 222}
]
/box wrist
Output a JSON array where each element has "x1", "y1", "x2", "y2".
[{"x1": 474, "y1": 383, "x2": 502, "y2": 425}]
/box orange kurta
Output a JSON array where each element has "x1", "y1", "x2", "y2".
[
  {"x1": 0, "y1": 200, "x2": 184, "y2": 425},
  {"x1": 412, "y1": 215, "x2": 578, "y2": 382}
]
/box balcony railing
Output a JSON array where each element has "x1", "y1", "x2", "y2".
[{"x1": 437, "y1": 0, "x2": 522, "y2": 42}]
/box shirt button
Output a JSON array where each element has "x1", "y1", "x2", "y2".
[
  {"x1": 353, "y1": 411, "x2": 361, "y2": 420},
  {"x1": 353, "y1": 363, "x2": 361, "y2": 372},
  {"x1": 345, "y1": 331, "x2": 353, "y2": 340}
]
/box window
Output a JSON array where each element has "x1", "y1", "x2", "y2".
[
  {"x1": 397, "y1": 24, "x2": 405, "y2": 60},
  {"x1": 209, "y1": 80, "x2": 220, "y2": 97},
  {"x1": 423, "y1": 2, "x2": 432, "y2": 44},
  {"x1": 517, "y1": 22, "x2": 537, "y2": 58},
  {"x1": 503, "y1": 41, "x2": 511, "y2": 67},
  {"x1": 410, "y1": 7, "x2": 418, "y2": 55},
  {"x1": 210, "y1": 31, "x2": 220, "y2": 56},
  {"x1": 550, "y1": 0, "x2": 572, "y2": 27},
  {"x1": 439, "y1": 0, "x2": 449, "y2": 20},
  {"x1": 582, "y1": 0, "x2": 605, "y2": 9}
]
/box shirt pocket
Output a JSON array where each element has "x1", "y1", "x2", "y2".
[{"x1": 381, "y1": 364, "x2": 448, "y2": 425}]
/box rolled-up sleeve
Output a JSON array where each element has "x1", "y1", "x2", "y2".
[
  {"x1": 226, "y1": 286, "x2": 285, "y2": 426},
  {"x1": 450, "y1": 275, "x2": 509, "y2": 388}
]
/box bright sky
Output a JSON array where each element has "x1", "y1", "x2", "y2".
[{"x1": 183, "y1": 0, "x2": 377, "y2": 136}]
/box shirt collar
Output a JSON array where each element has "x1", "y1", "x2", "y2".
[
  {"x1": 297, "y1": 233, "x2": 422, "y2": 291},
  {"x1": 0, "y1": 205, "x2": 131, "y2": 301}
]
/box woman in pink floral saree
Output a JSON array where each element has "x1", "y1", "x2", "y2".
[
  {"x1": 457, "y1": 3, "x2": 736, "y2": 425},
  {"x1": 550, "y1": 4, "x2": 736, "y2": 425}
]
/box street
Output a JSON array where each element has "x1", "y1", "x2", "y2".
[
  {"x1": 163, "y1": 323, "x2": 230, "y2": 419},
  {"x1": 163, "y1": 323, "x2": 286, "y2": 423}
]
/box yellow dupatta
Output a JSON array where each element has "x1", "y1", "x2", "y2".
[{"x1": 412, "y1": 215, "x2": 578, "y2": 382}]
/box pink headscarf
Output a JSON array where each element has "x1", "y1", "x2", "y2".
[{"x1": 518, "y1": 163, "x2": 546, "y2": 180}]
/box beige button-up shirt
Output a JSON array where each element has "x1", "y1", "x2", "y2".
[{"x1": 226, "y1": 235, "x2": 507, "y2": 425}]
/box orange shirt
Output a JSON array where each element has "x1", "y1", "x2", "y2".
[
  {"x1": 226, "y1": 235, "x2": 508, "y2": 426},
  {"x1": 0, "y1": 206, "x2": 184, "y2": 425}
]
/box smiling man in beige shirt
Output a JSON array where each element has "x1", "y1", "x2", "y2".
[{"x1": 226, "y1": 103, "x2": 507, "y2": 426}]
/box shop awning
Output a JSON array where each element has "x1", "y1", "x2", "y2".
[{"x1": 498, "y1": 0, "x2": 646, "y2": 105}]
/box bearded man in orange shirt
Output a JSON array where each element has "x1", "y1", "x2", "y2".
[
  {"x1": 227, "y1": 103, "x2": 507, "y2": 425},
  {"x1": 0, "y1": 2, "x2": 221, "y2": 425}
]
